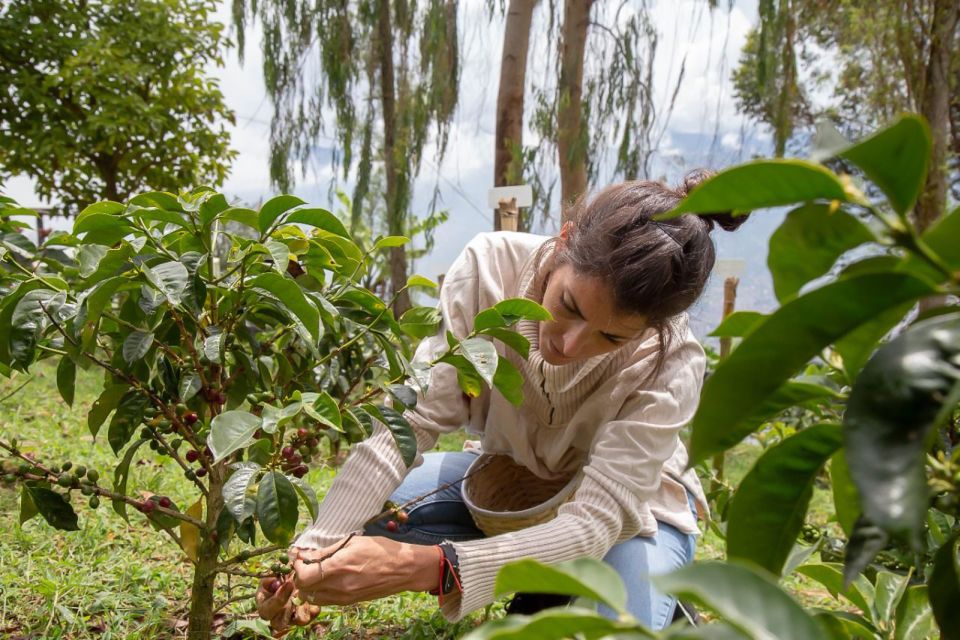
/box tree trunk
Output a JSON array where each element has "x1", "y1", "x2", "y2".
[
  {"x1": 557, "y1": 0, "x2": 592, "y2": 222},
  {"x1": 914, "y1": 0, "x2": 958, "y2": 234},
  {"x1": 494, "y1": 0, "x2": 538, "y2": 231},
  {"x1": 186, "y1": 470, "x2": 226, "y2": 640},
  {"x1": 377, "y1": 0, "x2": 411, "y2": 315}
]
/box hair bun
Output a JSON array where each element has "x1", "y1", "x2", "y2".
[{"x1": 677, "y1": 168, "x2": 750, "y2": 233}]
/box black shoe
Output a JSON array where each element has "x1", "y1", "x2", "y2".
[
  {"x1": 671, "y1": 599, "x2": 700, "y2": 626},
  {"x1": 505, "y1": 592, "x2": 573, "y2": 615}
]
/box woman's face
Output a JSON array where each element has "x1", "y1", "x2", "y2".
[{"x1": 538, "y1": 263, "x2": 648, "y2": 365}]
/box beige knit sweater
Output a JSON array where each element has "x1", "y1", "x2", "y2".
[{"x1": 293, "y1": 231, "x2": 709, "y2": 621}]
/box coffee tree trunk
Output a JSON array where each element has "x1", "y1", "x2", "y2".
[
  {"x1": 187, "y1": 466, "x2": 226, "y2": 640},
  {"x1": 494, "y1": 0, "x2": 538, "y2": 231},
  {"x1": 557, "y1": 0, "x2": 593, "y2": 221}
]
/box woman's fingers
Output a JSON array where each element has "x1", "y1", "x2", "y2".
[{"x1": 256, "y1": 576, "x2": 295, "y2": 621}]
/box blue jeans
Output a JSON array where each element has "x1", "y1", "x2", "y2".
[{"x1": 363, "y1": 452, "x2": 698, "y2": 630}]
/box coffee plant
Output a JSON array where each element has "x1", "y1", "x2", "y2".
[
  {"x1": 0, "y1": 189, "x2": 547, "y2": 640},
  {"x1": 468, "y1": 114, "x2": 960, "y2": 639}
]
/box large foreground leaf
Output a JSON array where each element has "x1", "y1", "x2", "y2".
[
  {"x1": 727, "y1": 424, "x2": 843, "y2": 575},
  {"x1": 494, "y1": 558, "x2": 628, "y2": 614},
  {"x1": 689, "y1": 272, "x2": 934, "y2": 464},
  {"x1": 256, "y1": 471, "x2": 299, "y2": 545},
  {"x1": 844, "y1": 315, "x2": 960, "y2": 542},
  {"x1": 654, "y1": 562, "x2": 826, "y2": 640},
  {"x1": 658, "y1": 160, "x2": 848, "y2": 219},
  {"x1": 929, "y1": 533, "x2": 960, "y2": 639}
]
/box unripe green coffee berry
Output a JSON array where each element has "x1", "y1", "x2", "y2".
[
  {"x1": 86, "y1": 469, "x2": 99, "y2": 483},
  {"x1": 57, "y1": 474, "x2": 72, "y2": 488},
  {"x1": 176, "y1": 402, "x2": 188, "y2": 413},
  {"x1": 89, "y1": 495, "x2": 100, "y2": 509},
  {"x1": 185, "y1": 470, "x2": 196, "y2": 480},
  {"x1": 73, "y1": 465, "x2": 86, "y2": 478},
  {"x1": 61, "y1": 461, "x2": 73, "y2": 472},
  {"x1": 81, "y1": 485, "x2": 93, "y2": 496}
]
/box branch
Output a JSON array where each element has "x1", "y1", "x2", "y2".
[
  {"x1": 216, "y1": 544, "x2": 284, "y2": 570},
  {"x1": 214, "y1": 591, "x2": 258, "y2": 614}
]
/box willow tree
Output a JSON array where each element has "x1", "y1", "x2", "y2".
[
  {"x1": 513, "y1": 0, "x2": 684, "y2": 224},
  {"x1": 732, "y1": 0, "x2": 959, "y2": 232},
  {"x1": 494, "y1": 0, "x2": 539, "y2": 231},
  {"x1": 233, "y1": 0, "x2": 460, "y2": 314}
]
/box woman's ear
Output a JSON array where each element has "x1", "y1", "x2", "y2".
[{"x1": 557, "y1": 221, "x2": 573, "y2": 250}]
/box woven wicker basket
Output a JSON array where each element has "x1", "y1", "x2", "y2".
[{"x1": 462, "y1": 453, "x2": 581, "y2": 536}]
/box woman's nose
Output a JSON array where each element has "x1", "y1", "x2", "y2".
[{"x1": 559, "y1": 325, "x2": 590, "y2": 357}]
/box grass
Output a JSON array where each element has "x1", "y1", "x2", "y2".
[{"x1": 0, "y1": 363, "x2": 841, "y2": 638}]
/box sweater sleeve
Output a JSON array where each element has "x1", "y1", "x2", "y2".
[
  {"x1": 292, "y1": 241, "x2": 483, "y2": 550},
  {"x1": 439, "y1": 337, "x2": 706, "y2": 621}
]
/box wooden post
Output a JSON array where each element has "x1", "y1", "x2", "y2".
[
  {"x1": 497, "y1": 197, "x2": 519, "y2": 232},
  {"x1": 710, "y1": 276, "x2": 739, "y2": 494}
]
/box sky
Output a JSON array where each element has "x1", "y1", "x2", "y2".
[{"x1": 5, "y1": 0, "x2": 781, "y2": 341}]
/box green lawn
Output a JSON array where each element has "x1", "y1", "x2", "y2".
[{"x1": 0, "y1": 364, "x2": 836, "y2": 638}]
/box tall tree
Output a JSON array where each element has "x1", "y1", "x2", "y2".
[
  {"x1": 733, "y1": 0, "x2": 959, "y2": 230},
  {"x1": 233, "y1": 0, "x2": 460, "y2": 314},
  {"x1": 518, "y1": 1, "x2": 684, "y2": 225},
  {"x1": 494, "y1": 0, "x2": 539, "y2": 231},
  {"x1": 0, "y1": 0, "x2": 236, "y2": 215},
  {"x1": 556, "y1": 0, "x2": 593, "y2": 217}
]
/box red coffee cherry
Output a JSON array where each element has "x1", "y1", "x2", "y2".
[
  {"x1": 158, "y1": 496, "x2": 172, "y2": 508},
  {"x1": 386, "y1": 520, "x2": 398, "y2": 532},
  {"x1": 185, "y1": 450, "x2": 200, "y2": 463}
]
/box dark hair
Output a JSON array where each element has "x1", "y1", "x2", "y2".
[{"x1": 539, "y1": 169, "x2": 748, "y2": 368}]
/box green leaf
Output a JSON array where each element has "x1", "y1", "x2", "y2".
[
  {"x1": 690, "y1": 272, "x2": 935, "y2": 464},
  {"x1": 301, "y1": 391, "x2": 342, "y2": 431},
  {"x1": 658, "y1": 160, "x2": 849, "y2": 219},
  {"x1": 220, "y1": 207, "x2": 259, "y2": 229},
  {"x1": 223, "y1": 462, "x2": 260, "y2": 523},
  {"x1": 493, "y1": 358, "x2": 524, "y2": 406},
  {"x1": 654, "y1": 561, "x2": 826, "y2": 640},
  {"x1": 474, "y1": 308, "x2": 508, "y2": 332},
  {"x1": 460, "y1": 608, "x2": 646, "y2": 640},
  {"x1": 460, "y1": 337, "x2": 498, "y2": 387},
  {"x1": 88, "y1": 384, "x2": 129, "y2": 439},
  {"x1": 56, "y1": 357, "x2": 76, "y2": 407},
  {"x1": 128, "y1": 191, "x2": 183, "y2": 212},
  {"x1": 141, "y1": 260, "x2": 189, "y2": 305},
  {"x1": 875, "y1": 570, "x2": 910, "y2": 626},
  {"x1": 834, "y1": 301, "x2": 914, "y2": 380},
  {"x1": 829, "y1": 450, "x2": 859, "y2": 537},
  {"x1": 122, "y1": 330, "x2": 153, "y2": 364},
  {"x1": 837, "y1": 114, "x2": 931, "y2": 215},
  {"x1": 727, "y1": 424, "x2": 843, "y2": 576},
  {"x1": 843, "y1": 315, "x2": 960, "y2": 542},
  {"x1": 75, "y1": 201, "x2": 124, "y2": 226},
  {"x1": 796, "y1": 563, "x2": 876, "y2": 621},
  {"x1": 221, "y1": 619, "x2": 273, "y2": 639},
  {"x1": 768, "y1": 204, "x2": 875, "y2": 302},
  {"x1": 286, "y1": 207, "x2": 349, "y2": 238},
  {"x1": 256, "y1": 471, "x2": 299, "y2": 545},
  {"x1": 208, "y1": 410, "x2": 262, "y2": 462},
  {"x1": 23, "y1": 485, "x2": 79, "y2": 531},
  {"x1": 918, "y1": 205, "x2": 960, "y2": 272},
  {"x1": 399, "y1": 306, "x2": 442, "y2": 339},
  {"x1": 78, "y1": 244, "x2": 109, "y2": 278},
  {"x1": 439, "y1": 353, "x2": 484, "y2": 398},
  {"x1": 203, "y1": 332, "x2": 225, "y2": 364},
  {"x1": 494, "y1": 558, "x2": 628, "y2": 614},
  {"x1": 291, "y1": 477, "x2": 320, "y2": 521},
  {"x1": 894, "y1": 585, "x2": 935, "y2": 640},
  {"x1": 709, "y1": 311, "x2": 767, "y2": 338},
  {"x1": 258, "y1": 195, "x2": 306, "y2": 233},
  {"x1": 406, "y1": 275, "x2": 437, "y2": 290},
  {"x1": 374, "y1": 235, "x2": 409, "y2": 250},
  {"x1": 264, "y1": 240, "x2": 290, "y2": 273},
  {"x1": 929, "y1": 533, "x2": 960, "y2": 638},
  {"x1": 480, "y1": 327, "x2": 531, "y2": 359},
  {"x1": 364, "y1": 404, "x2": 417, "y2": 468},
  {"x1": 107, "y1": 390, "x2": 149, "y2": 455},
  {"x1": 493, "y1": 298, "x2": 552, "y2": 322},
  {"x1": 248, "y1": 273, "x2": 322, "y2": 346},
  {"x1": 19, "y1": 484, "x2": 39, "y2": 524}
]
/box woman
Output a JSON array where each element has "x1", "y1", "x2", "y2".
[{"x1": 256, "y1": 171, "x2": 747, "y2": 633}]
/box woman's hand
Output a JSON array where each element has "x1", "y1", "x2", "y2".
[
  {"x1": 254, "y1": 573, "x2": 321, "y2": 636},
  {"x1": 292, "y1": 536, "x2": 439, "y2": 606}
]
